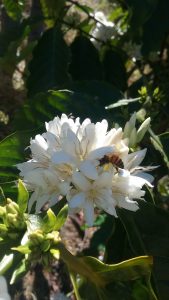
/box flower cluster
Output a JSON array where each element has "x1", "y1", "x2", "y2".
[
  {"x1": 90, "y1": 11, "x2": 117, "y2": 49},
  {"x1": 17, "y1": 114, "x2": 153, "y2": 226}
]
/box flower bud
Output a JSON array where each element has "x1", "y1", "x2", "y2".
[
  {"x1": 40, "y1": 240, "x2": 51, "y2": 252},
  {"x1": 6, "y1": 199, "x2": 19, "y2": 215},
  {"x1": 129, "y1": 128, "x2": 137, "y2": 148},
  {"x1": 137, "y1": 117, "x2": 151, "y2": 142},
  {"x1": 29, "y1": 230, "x2": 44, "y2": 245},
  {"x1": 0, "y1": 206, "x2": 6, "y2": 216}
]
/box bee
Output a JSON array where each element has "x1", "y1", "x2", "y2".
[{"x1": 99, "y1": 153, "x2": 124, "y2": 170}]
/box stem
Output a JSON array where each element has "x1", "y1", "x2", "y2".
[{"x1": 70, "y1": 272, "x2": 82, "y2": 300}]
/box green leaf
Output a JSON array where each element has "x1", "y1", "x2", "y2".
[
  {"x1": 12, "y1": 245, "x2": 31, "y2": 255},
  {"x1": 142, "y1": 1, "x2": 169, "y2": 54},
  {"x1": 59, "y1": 243, "x2": 156, "y2": 300},
  {"x1": 17, "y1": 179, "x2": 29, "y2": 213},
  {"x1": 27, "y1": 27, "x2": 71, "y2": 96},
  {"x1": 0, "y1": 130, "x2": 35, "y2": 198},
  {"x1": 54, "y1": 204, "x2": 68, "y2": 231},
  {"x1": 117, "y1": 201, "x2": 169, "y2": 299},
  {"x1": 2, "y1": 0, "x2": 25, "y2": 20},
  {"x1": 149, "y1": 129, "x2": 169, "y2": 168},
  {"x1": 14, "y1": 83, "x2": 122, "y2": 131},
  {"x1": 42, "y1": 208, "x2": 57, "y2": 233},
  {"x1": 106, "y1": 97, "x2": 140, "y2": 109},
  {"x1": 40, "y1": 0, "x2": 66, "y2": 28},
  {"x1": 10, "y1": 259, "x2": 26, "y2": 284},
  {"x1": 126, "y1": 0, "x2": 158, "y2": 28},
  {"x1": 102, "y1": 49, "x2": 127, "y2": 92},
  {"x1": 69, "y1": 35, "x2": 102, "y2": 81}
]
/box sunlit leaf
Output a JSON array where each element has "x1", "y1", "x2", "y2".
[
  {"x1": 17, "y1": 179, "x2": 29, "y2": 213},
  {"x1": 10, "y1": 259, "x2": 26, "y2": 284},
  {"x1": 54, "y1": 204, "x2": 68, "y2": 231}
]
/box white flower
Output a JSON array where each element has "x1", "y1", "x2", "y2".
[
  {"x1": 112, "y1": 169, "x2": 152, "y2": 212},
  {"x1": 51, "y1": 117, "x2": 128, "y2": 180},
  {"x1": 90, "y1": 11, "x2": 117, "y2": 49},
  {"x1": 22, "y1": 168, "x2": 70, "y2": 212},
  {"x1": 0, "y1": 276, "x2": 11, "y2": 300},
  {"x1": 17, "y1": 114, "x2": 153, "y2": 222},
  {"x1": 123, "y1": 41, "x2": 142, "y2": 62},
  {"x1": 68, "y1": 171, "x2": 117, "y2": 226}
]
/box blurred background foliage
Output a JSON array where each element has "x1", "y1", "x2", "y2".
[{"x1": 0, "y1": 0, "x2": 169, "y2": 299}]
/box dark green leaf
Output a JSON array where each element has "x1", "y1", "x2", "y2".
[
  {"x1": 14, "y1": 83, "x2": 123, "y2": 131},
  {"x1": 142, "y1": 1, "x2": 169, "y2": 54},
  {"x1": 69, "y1": 35, "x2": 103, "y2": 81},
  {"x1": 40, "y1": 0, "x2": 66, "y2": 28},
  {"x1": 149, "y1": 129, "x2": 169, "y2": 168},
  {"x1": 10, "y1": 259, "x2": 26, "y2": 284},
  {"x1": 27, "y1": 27, "x2": 71, "y2": 96},
  {"x1": 102, "y1": 49, "x2": 127, "y2": 92},
  {"x1": 0, "y1": 130, "x2": 35, "y2": 198},
  {"x1": 126, "y1": 0, "x2": 158, "y2": 28},
  {"x1": 3, "y1": 0, "x2": 25, "y2": 20}
]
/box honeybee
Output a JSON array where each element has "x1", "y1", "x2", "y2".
[{"x1": 99, "y1": 153, "x2": 124, "y2": 170}]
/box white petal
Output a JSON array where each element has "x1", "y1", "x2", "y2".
[
  {"x1": 116, "y1": 195, "x2": 139, "y2": 211},
  {"x1": 79, "y1": 160, "x2": 98, "y2": 180},
  {"x1": 72, "y1": 171, "x2": 91, "y2": 191},
  {"x1": 126, "y1": 149, "x2": 147, "y2": 170},
  {"x1": 135, "y1": 172, "x2": 154, "y2": 184},
  {"x1": 69, "y1": 192, "x2": 85, "y2": 208},
  {"x1": 96, "y1": 192, "x2": 118, "y2": 217},
  {"x1": 87, "y1": 146, "x2": 114, "y2": 160},
  {"x1": 84, "y1": 200, "x2": 95, "y2": 226},
  {"x1": 52, "y1": 151, "x2": 73, "y2": 164},
  {"x1": 95, "y1": 171, "x2": 113, "y2": 188},
  {"x1": 35, "y1": 194, "x2": 48, "y2": 212}
]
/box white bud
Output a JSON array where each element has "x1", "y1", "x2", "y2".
[{"x1": 137, "y1": 117, "x2": 151, "y2": 142}]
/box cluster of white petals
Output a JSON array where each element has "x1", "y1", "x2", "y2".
[
  {"x1": 0, "y1": 276, "x2": 11, "y2": 300},
  {"x1": 123, "y1": 41, "x2": 142, "y2": 62},
  {"x1": 90, "y1": 11, "x2": 117, "y2": 49},
  {"x1": 17, "y1": 114, "x2": 153, "y2": 226}
]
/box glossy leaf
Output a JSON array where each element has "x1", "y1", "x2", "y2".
[
  {"x1": 17, "y1": 179, "x2": 29, "y2": 213},
  {"x1": 40, "y1": 0, "x2": 65, "y2": 28},
  {"x1": 149, "y1": 129, "x2": 169, "y2": 168},
  {"x1": 42, "y1": 208, "x2": 57, "y2": 233},
  {"x1": 0, "y1": 131, "x2": 35, "y2": 198},
  {"x1": 10, "y1": 259, "x2": 26, "y2": 284},
  {"x1": 27, "y1": 27, "x2": 71, "y2": 96},
  {"x1": 2, "y1": 0, "x2": 25, "y2": 20},
  {"x1": 59, "y1": 243, "x2": 156, "y2": 300},
  {"x1": 69, "y1": 35, "x2": 102, "y2": 81},
  {"x1": 53, "y1": 204, "x2": 68, "y2": 231},
  {"x1": 102, "y1": 49, "x2": 127, "y2": 92}
]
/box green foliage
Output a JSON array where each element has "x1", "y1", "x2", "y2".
[
  {"x1": 27, "y1": 26, "x2": 71, "y2": 96},
  {"x1": 2, "y1": 0, "x2": 25, "y2": 20},
  {"x1": 0, "y1": 131, "x2": 35, "y2": 198},
  {"x1": 64, "y1": 251, "x2": 156, "y2": 300},
  {"x1": 40, "y1": 0, "x2": 66, "y2": 28}
]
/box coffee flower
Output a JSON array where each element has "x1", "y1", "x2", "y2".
[
  {"x1": 17, "y1": 114, "x2": 153, "y2": 225},
  {"x1": 90, "y1": 11, "x2": 117, "y2": 49}
]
